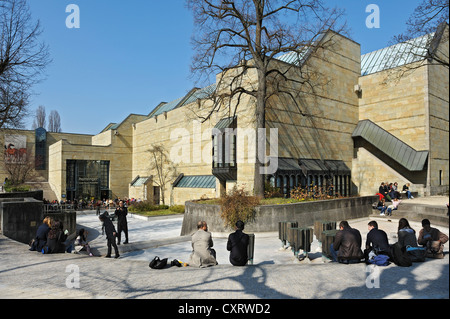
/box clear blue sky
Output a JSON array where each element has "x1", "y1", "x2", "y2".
[{"x1": 25, "y1": 0, "x2": 423, "y2": 135}]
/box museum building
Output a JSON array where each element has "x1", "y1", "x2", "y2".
[{"x1": 1, "y1": 27, "x2": 448, "y2": 204}]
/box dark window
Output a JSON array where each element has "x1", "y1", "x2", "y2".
[
  {"x1": 35, "y1": 128, "x2": 47, "y2": 170},
  {"x1": 65, "y1": 160, "x2": 110, "y2": 200}
]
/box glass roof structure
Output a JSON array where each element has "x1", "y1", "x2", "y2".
[
  {"x1": 361, "y1": 33, "x2": 434, "y2": 76},
  {"x1": 174, "y1": 175, "x2": 216, "y2": 189}
]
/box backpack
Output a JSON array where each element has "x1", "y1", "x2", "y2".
[
  {"x1": 406, "y1": 246, "x2": 426, "y2": 262},
  {"x1": 390, "y1": 242, "x2": 412, "y2": 267},
  {"x1": 149, "y1": 256, "x2": 168, "y2": 269},
  {"x1": 368, "y1": 253, "x2": 390, "y2": 266}
]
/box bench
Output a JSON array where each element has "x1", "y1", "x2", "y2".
[
  {"x1": 313, "y1": 220, "x2": 336, "y2": 243},
  {"x1": 247, "y1": 233, "x2": 255, "y2": 265},
  {"x1": 321, "y1": 229, "x2": 338, "y2": 261},
  {"x1": 287, "y1": 227, "x2": 313, "y2": 259},
  {"x1": 278, "y1": 221, "x2": 298, "y2": 248}
]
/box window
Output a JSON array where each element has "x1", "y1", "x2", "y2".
[
  {"x1": 212, "y1": 117, "x2": 237, "y2": 169},
  {"x1": 65, "y1": 160, "x2": 110, "y2": 200},
  {"x1": 35, "y1": 128, "x2": 47, "y2": 170}
]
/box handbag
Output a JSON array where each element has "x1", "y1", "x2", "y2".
[{"x1": 149, "y1": 256, "x2": 168, "y2": 269}]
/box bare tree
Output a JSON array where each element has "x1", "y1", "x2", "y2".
[
  {"x1": 0, "y1": 0, "x2": 50, "y2": 129},
  {"x1": 186, "y1": 0, "x2": 345, "y2": 196},
  {"x1": 32, "y1": 105, "x2": 46, "y2": 129},
  {"x1": 147, "y1": 144, "x2": 178, "y2": 205},
  {"x1": 2, "y1": 152, "x2": 35, "y2": 185},
  {"x1": 47, "y1": 110, "x2": 61, "y2": 132}
]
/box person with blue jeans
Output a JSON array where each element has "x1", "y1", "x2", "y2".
[
  {"x1": 402, "y1": 183, "x2": 414, "y2": 199},
  {"x1": 330, "y1": 221, "x2": 364, "y2": 264},
  {"x1": 376, "y1": 198, "x2": 388, "y2": 216}
]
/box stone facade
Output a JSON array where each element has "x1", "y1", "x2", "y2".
[{"x1": 1, "y1": 28, "x2": 448, "y2": 203}]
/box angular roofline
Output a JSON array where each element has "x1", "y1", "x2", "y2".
[{"x1": 99, "y1": 113, "x2": 148, "y2": 133}]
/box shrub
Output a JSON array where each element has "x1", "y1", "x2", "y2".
[
  {"x1": 219, "y1": 186, "x2": 260, "y2": 229},
  {"x1": 128, "y1": 201, "x2": 169, "y2": 212},
  {"x1": 5, "y1": 184, "x2": 31, "y2": 192},
  {"x1": 169, "y1": 205, "x2": 185, "y2": 214},
  {"x1": 264, "y1": 181, "x2": 283, "y2": 198}
]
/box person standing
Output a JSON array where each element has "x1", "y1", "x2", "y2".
[
  {"x1": 227, "y1": 220, "x2": 249, "y2": 266},
  {"x1": 115, "y1": 200, "x2": 129, "y2": 245},
  {"x1": 99, "y1": 212, "x2": 120, "y2": 258}
]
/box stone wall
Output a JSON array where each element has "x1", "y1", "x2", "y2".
[
  {"x1": 181, "y1": 196, "x2": 376, "y2": 235},
  {"x1": 0, "y1": 191, "x2": 76, "y2": 245}
]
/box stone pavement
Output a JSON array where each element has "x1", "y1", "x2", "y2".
[{"x1": 0, "y1": 196, "x2": 448, "y2": 301}]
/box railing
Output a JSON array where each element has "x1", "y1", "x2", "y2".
[{"x1": 43, "y1": 203, "x2": 116, "y2": 213}]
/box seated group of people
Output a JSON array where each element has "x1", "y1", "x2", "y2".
[
  {"x1": 188, "y1": 220, "x2": 250, "y2": 267},
  {"x1": 330, "y1": 218, "x2": 448, "y2": 265},
  {"x1": 29, "y1": 216, "x2": 93, "y2": 256},
  {"x1": 377, "y1": 182, "x2": 414, "y2": 202}
]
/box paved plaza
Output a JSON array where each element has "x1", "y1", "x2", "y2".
[{"x1": 0, "y1": 197, "x2": 448, "y2": 301}]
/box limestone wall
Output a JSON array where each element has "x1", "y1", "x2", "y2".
[{"x1": 266, "y1": 31, "x2": 360, "y2": 169}]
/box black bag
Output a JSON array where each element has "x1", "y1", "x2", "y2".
[
  {"x1": 171, "y1": 259, "x2": 182, "y2": 267},
  {"x1": 149, "y1": 256, "x2": 168, "y2": 269},
  {"x1": 390, "y1": 242, "x2": 412, "y2": 267},
  {"x1": 406, "y1": 246, "x2": 426, "y2": 262}
]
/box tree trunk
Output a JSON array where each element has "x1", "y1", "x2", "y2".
[{"x1": 254, "y1": 67, "x2": 266, "y2": 198}]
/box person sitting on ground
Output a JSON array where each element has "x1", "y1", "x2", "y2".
[
  {"x1": 330, "y1": 221, "x2": 364, "y2": 264},
  {"x1": 392, "y1": 182, "x2": 401, "y2": 199},
  {"x1": 378, "y1": 182, "x2": 389, "y2": 201},
  {"x1": 227, "y1": 220, "x2": 250, "y2": 266},
  {"x1": 397, "y1": 218, "x2": 417, "y2": 248},
  {"x1": 386, "y1": 198, "x2": 402, "y2": 216},
  {"x1": 376, "y1": 198, "x2": 388, "y2": 216},
  {"x1": 402, "y1": 183, "x2": 414, "y2": 199},
  {"x1": 417, "y1": 219, "x2": 448, "y2": 259},
  {"x1": 74, "y1": 228, "x2": 93, "y2": 256},
  {"x1": 383, "y1": 182, "x2": 392, "y2": 202},
  {"x1": 46, "y1": 220, "x2": 71, "y2": 254},
  {"x1": 397, "y1": 218, "x2": 426, "y2": 262},
  {"x1": 188, "y1": 221, "x2": 218, "y2": 268},
  {"x1": 388, "y1": 183, "x2": 396, "y2": 201},
  {"x1": 365, "y1": 220, "x2": 390, "y2": 260},
  {"x1": 30, "y1": 216, "x2": 53, "y2": 252}
]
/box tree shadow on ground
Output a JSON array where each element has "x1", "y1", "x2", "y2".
[{"x1": 329, "y1": 259, "x2": 449, "y2": 299}]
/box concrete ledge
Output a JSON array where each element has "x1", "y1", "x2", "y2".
[
  {"x1": 182, "y1": 196, "x2": 377, "y2": 236},
  {"x1": 370, "y1": 202, "x2": 448, "y2": 227}
]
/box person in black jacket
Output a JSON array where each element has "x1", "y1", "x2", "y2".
[
  {"x1": 30, "y1": 216, "x2": 52, "y2": 252},
  {"x1": 330, "y1": 221, "x2": 364, "y2": 264},
  {"x1": 99, "y1": 212, "x2": 120, "y2": 258},
  {"x1": 365, "y1": 220, "x2": 391, "y2": 259},
  {"x1": 227, "y1": 220, "x2": 249, "y2": 266},
  {"x1": 46, "y1": 220, "x2": 70, "y2": 254},
  {"x1": 114, "y1": 200, "x2": 129, "y2": 245}
]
